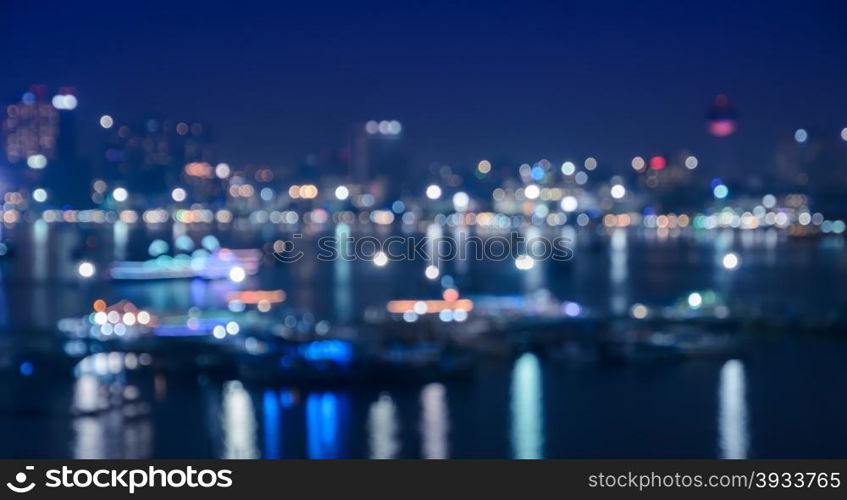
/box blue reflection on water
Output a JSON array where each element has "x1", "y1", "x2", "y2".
[
  {"x1": 306, "y1": 392, "x2": 348, "y2": 459},
  {"x1": 510, "y1": 352, "x2": 544, "y2": 459},
  {"x1": 262, "y1": 389, "x2": 281, "y2": 458}
]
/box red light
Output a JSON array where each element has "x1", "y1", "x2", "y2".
[{"x1": 649, "y1": 156, "x2": 666, "y2": 170}]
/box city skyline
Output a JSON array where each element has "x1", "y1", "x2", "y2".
[{"x1": 2, "y1": 0, "x2": 847, "y2": 466}]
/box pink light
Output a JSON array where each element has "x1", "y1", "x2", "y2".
[{"x1": 709, "y1": 120, "x2": 736, "y2": 137}]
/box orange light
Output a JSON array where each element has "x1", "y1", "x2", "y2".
[
  {"x1": 386, "y1": 299, "x2": 473, "y2": 314},
  {"x1": 442, "y1": 288, "x2": 459, "y2": 302},
  {"x1": 297, "y1": 184, "x2": 318, "y2": 199},
  {"x1": 184, "y1": 162, "x2": 213, "y2": 178},
  {"x1": 226, "y1": 290, "x2": 286, "y2": 304},
  {"x1": 93, "y1": 299, "x2": 106, "y2": 312}
]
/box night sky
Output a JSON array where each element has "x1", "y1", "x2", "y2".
[{"x1": 4, "y1": 0, "x2": 847, "y2": 174}]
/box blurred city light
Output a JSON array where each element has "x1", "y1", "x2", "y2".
[
  {"x1": 425, "y1": 184, "x2": 442, "y2": 200},
  {"x1": 610, "y1": 184, "x2": 626, "y2": 199},
  {"x1": 27, "y1": 154, "x2": 47, "y2": 169},
  {"x1": 228, "y1": 266, "x2": 247, "y2": 283},
  {"x1": 77, "y1": 261, "x2": 96, "y2": 279},
  {"x1": 515, "y1": 255, "x2": 534, "y2": 270},
  {"x1": 722, "y1": 253, "x2": 740, "y2": 270},
  {"x1": 688, "y1": 292, "x2": 703, "y2": 309},
  {"x1": 373, "y1": 251, "x2": 388, "y2": 267}
]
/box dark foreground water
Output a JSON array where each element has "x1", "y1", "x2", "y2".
[
  {"x1": 0, "y1": 222, "x2": 845, "y2": 458},
  {"x1": 3, "y1": 339, "x2": 847, "y2": 458}
]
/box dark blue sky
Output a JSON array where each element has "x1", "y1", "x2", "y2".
[{"x1": 4, "y1": 0, "x2": 847, "y2": 174}]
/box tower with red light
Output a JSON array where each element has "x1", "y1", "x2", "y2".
[{"x1": 707, "y1": 94, "x2": 737, "y2": 137}]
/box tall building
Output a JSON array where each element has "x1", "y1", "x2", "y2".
[
  {"x1": 706, "y1": 94, "x2": 739, "y2": 182},
  {"x1": 54, "y1": 86, "x2": 79, "y2": 165},
  {"x1": 775, "y1": 129, "x2": 847, "y2": 194},
  {"x1": 3, "y1": 85, "x2": 61, "y2": 167},
  {"x1": 101, "y1": 118, "x2": 215, "y2": 196},
  {"x1": 2, "y1": 85, "x2": 87, "y2": 202},
  {"x1": 706, "y1": 94, "x2": 737, "y2": 138},
  {"x1": 349, "y1": 120, "x2": 409, "y2": 198}
]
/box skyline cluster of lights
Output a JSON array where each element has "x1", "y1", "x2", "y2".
[
  {"x1": 4, "y1": 97, "x2": 847, "y2": 254},
  {"x1": 1, "y1": 178, "x2": 845, "y2": 237},
  {"x1": 364, "y1": 120, "x2": 402, "y2": 136}
]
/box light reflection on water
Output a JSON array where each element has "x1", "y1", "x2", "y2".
[
  {"x1": 333, "y1": 223, "x2": 353, "y2": 323},
  {"x1": 718, "y1": 359, "x2": 749, "y2": 459},
  {"x1": 609, "y1": 229, "x2": 628, "y2": 315},
  {"x1": 510, "y1": 352, "x2": 544, "y2": 459},
  {"x1": 1, "y1": 223, "x2": 846, "y2": 457},
  {"x1": 262, "y1": 390, "x2": 282, "y2": 459},
  {"x1": 368, "y1": 393, "x2": 400, "y2": 459},
  {"x1": 221, "y1": 381, "x2": 259, "y2": 459},
  {"x1": 30, "y1": 345, "x2": 845, "y2": 459},
  {"x1": 420, "y1": 383, "x2": 449, "y2": 459},
  {"x1": 306, "y1": 392, "x2": 348, "y2": 459},
  {"x1": 521, "y1": 226, "x2": 545, "y2": 294},
  {"x1": 70, "y1": 353, "x2": 152, "y2": 459},
  {"x1": 5, "y1": 222, "x2": 847, "y2": 329}
]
